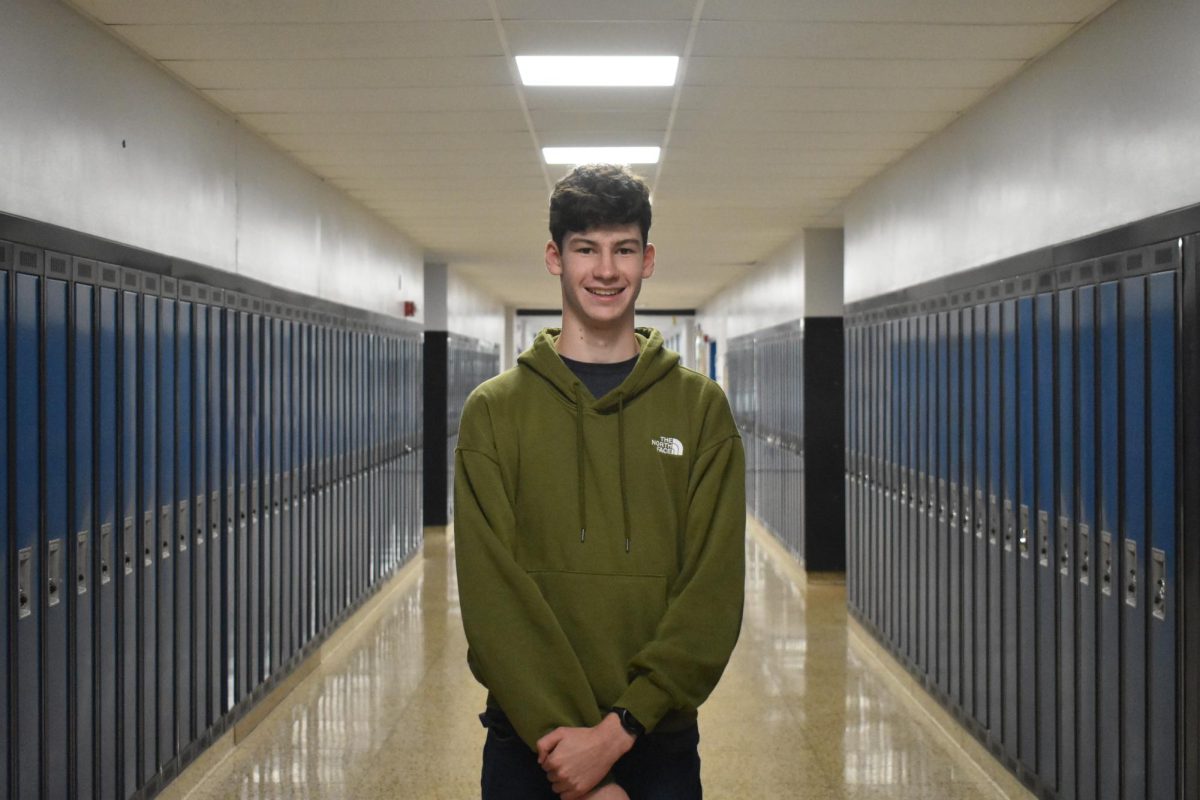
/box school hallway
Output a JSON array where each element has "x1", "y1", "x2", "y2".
[{"x1": 156, "y1": 520, "x2": 1029, "y2": 800}]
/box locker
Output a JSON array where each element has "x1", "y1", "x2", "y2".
[
  {"x1": 962, "y1": 304, "x2": 978, "y2": 723},
  {"x1": 45, "y1": 256, "x2": 70, "y2": 799},
  {"x1": 206, "y1": 295, "x2": 222, "y2": 725},
  {"x1": 13, "y1": 256, "x2": 42, "y2": 800},
  {"x1": 1076, "y1": 282, "x2": 1098, "y2": 800},
  {"x1": 193, "y1": 291, "x2": 209, "y2": 739},
  {"x1": 1017, "y1": 294, "x2": 1036, "y2": 770},
  {"x1": 157, "y1": 281, "x2": 176, "y2": 765},
  {"x1": 264, "y1": 314, "x2": 277, "y2": 678},
  {"x1": 71, "y1": 263, "x2": 96, "y2": 799},
  {"x1": 1146, "y1": 268, "x2": 1176, "y2": 800},
  {"x1": 847, "y1": 326, "x2": 857, "y2": 612},
  {"x1": 176, "y1": 289, "x2": 193, "y2": 752},
  {"x1": 887, "y1": 320, "x2": 899, "y2": 645},
  {"x1": 1035, "y1": 289, "x2": 1057, "y2": 790},
  {"x1": 948, "y1": 308, "x2": 962, "y2": 706},
  {"x1": 119, "y1": 275, "x2": 139, "y2": 795},
  {"x1": 249, "y1": 306, "x2": 261, "y2": 689},
  {"x1": 987, "y1": 299, "x2": 1003, "y2": 742},
  {"x1": 0, "y1": 250, "x2": 7, "y2": 800},
  {"x1": 223, "y1": 298, "x2": 237, "y2": 714},
  {"x1": 915, "y1": 313, "x2": 927, "y2": 673},
  {"x1": 1097, "y1": 278, "x2": 1120, "y2": 800},
  {"x1": 936, "y1": 311, "x2": 949, "y2": 697},
  {"x1": 1001, "y1": 298, "x2": 1018, "y2": 759},
  {"x1": 1120, "y1": 272, "x2": 1146, "y2": 800},
  {"x1": 282, "y1": 317, "x2": 294, "y2": 664},
  {"x1": 1057, "y1": 286, "x2": 1077, "y2": 800},
  {"x1": 235, "y1": 305, "x2": 249, "y2": 703},
  {"x1": 95, "y1": 266, "x2": 119, "y2": 800},
  {"x1": 905, "y1": 315, "x2": 917, "y2": 665}
]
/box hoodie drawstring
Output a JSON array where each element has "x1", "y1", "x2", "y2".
[
  {"x1": 574, "y1": 383, "x2": 587, "y2": 543},
  {"x1": 573, "y1": 384, "x2": 632, "y2": 554}
]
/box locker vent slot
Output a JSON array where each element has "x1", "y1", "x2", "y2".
[
  {"x1": 48, "y1": 255, "x2": 68, "y2": 275},
  {"x1": 1154, "y1": 246, "x2": 1174, "y2": 265},
  {"x1": 19, "y1": 249, "x2": 37, "y2": 269},
  {"x1": 1125, "y1": 253, "x2": 1143, "y2": 272}
]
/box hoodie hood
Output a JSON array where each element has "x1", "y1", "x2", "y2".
[
  {"x1": 517, "y1": 326, "x2": 680, "y2": 410},
  {"x1": 516, "y1": 326, "x2": 681, "y2": 553}
]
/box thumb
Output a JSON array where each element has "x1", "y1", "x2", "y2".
[{"x1": 537, "y1": 728, "x2": 565, "y2": 765}]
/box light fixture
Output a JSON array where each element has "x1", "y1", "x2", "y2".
[
  {"x1": 542, "y1": 147, "x2": 661, "y2": 165},
  {"x1": 516, "y1": 56, "x2": 678, "y2": 87}
]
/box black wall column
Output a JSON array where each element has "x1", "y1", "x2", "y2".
[
  {"x1": 423, "y1": 331, "x2": 448, "y2": 526},
  {"x1": 803, "y1": 316, "x2": 845, "y2": 572}
]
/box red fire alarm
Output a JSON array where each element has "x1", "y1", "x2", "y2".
[{"x1": 403, "y1": 300, "x2": 417, "y2": 317}]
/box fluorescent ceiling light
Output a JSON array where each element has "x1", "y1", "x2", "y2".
[
  {"x1": 517, "y1": 56, "x2": 678, "y2": 87},
  {"x1": 543, "y1": 147, "x2": 661, "y2": 165}
]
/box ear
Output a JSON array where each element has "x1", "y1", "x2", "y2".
[
  {"x1": 545, "y1": 239, "x2": 564, "y2": 277},
  {"x1": 641, "y1": 242, "x2": 656, "y2": 280}
]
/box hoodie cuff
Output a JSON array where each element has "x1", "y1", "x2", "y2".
[{"x1": 614, "y1": 676, "x2": 674, "y2": 734}]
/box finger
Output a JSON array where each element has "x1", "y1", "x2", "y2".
[{"x1": 537, "y1": 729, "x2": 564, "y2": 764}]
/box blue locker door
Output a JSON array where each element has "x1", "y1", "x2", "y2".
[
  {"x1": 973, "y1": 303, "x2": 989, "y2": 728},
  {"x1": 1145, "y1": 269, "x2": 1176, "y2": 800},
  {"x1": 235, "y1": 308, "x2": 249, "y2": 704},
  {"x1": 915, "y1": 313, "x2": 927, "y2": 671},
  {"x1": 948, "y1": 308, "x2": 962, "y2": 706},
  {"x1": 1120, "y1": 273, "x2": 1147, "y2": 800},
  {"x1": 0, "y1": 261, "x2": 7, "y2": 800},
  {"x1": 44, "y1": 266, "x2": 70, "y2": 799},
  {"x1": 1096, "y1": 279, "x2": 1120, "y2": 800},
  {"x1": 193, "y1": 297, "x2": 208, "y2": 739},
  {"x1": 14, "y1": 264, "x2": 41, "y2": 800},
  {"x1": 222, "y1": 303, "x2": 236, "y2": 714},
  {"x1": 1017, "y1": 295, "x2": 1036, "y2": 769},
  {"x1": 888, "y1": 320, "x2": 899, "y2": 645},
  {"x1": 1001, "y1": 298, "x2": 1018, "y2": 759},
  {"x1": 261, "y1": 316, "x2": 275, "y2": 679},
  {"x1": 141, "y1": 285, "x2": 160, "y2": 783},
  {"x1": 250, "y1": 310, "x2": 262, "y2": 689},
  {"x1": 282, "y1": 319, "x2": 295, "y2": 664},
  {"x1": 905, "y1": 315, "x2": 916, "y2": 665},
  {"x1": 157, "y1": 289, "x2": 176, "y2": 766},
  {"x1": 1035, "y1": 291, "x2": 1057, "y2": 790},
  {"x1": 1076, "y1": 283, "x2": 1098, "y2": 800},
  {"x1": 960, "y1": 306, "x2": 976, "y2": 721},
  {"x1": 96, "y1": 279, "x2": 118, "y2": 800},
  {"x1": 1056, "y1": 287, "x2": 1076, "y2": 800},
  {"x1": 987, "y1": 300, "x2": 1003, "y2": 741},
  {"x1": 208, "y1": 302, "x2": 224, "y2": 723},
  {"x1": 71, "y1": 274, "x2": 96, "y2": 799},
  {"x1": 118, "y1": 282, "x2": 139, "y2": 795},
  {"x1": 937, "y1": 311, "x2": 949, "y2": 697},
  {"x1": 175, "y1": 294, "x2": 193, "y2": 751}
]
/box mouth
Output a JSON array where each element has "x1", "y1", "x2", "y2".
[{"x1": 586, "y1": 287, "x2": 625, "y2": 297}]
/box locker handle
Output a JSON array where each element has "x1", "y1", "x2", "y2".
[
  {"x1": 47, "y1": 538, "x2": 63, "y2": 606},
  {"x1": 1018, "y1": 505, "x2": 1030, "y2": 557},
  {"x1": 1124, "y1": 539, "x2": 1138, "y2": 608},
  {"x1": 17, "y1": 546, "x2": 32, "y2": 618},
  {"x1": 1058, "y1": 517, "x2": 1070, "y2": 576},
  {"x1": 1079, "y1": 524, "x2": 1091, "y2": 585},
  {"x1": 123, "y1": 517, "x2": 135, "y2": 575},
  {"x1": 144, "y1": 511, "x2": 154, "y2": 566},
  {"x1": 1100, "y1": 531, "x2": 1113, "y2": 596},
  {"x1": 179, "y1": 500, "x2": 190, "y2": 551},
  {"x1": 100, "y1": 523, "x2": 113, "y2": 585},
  {"x1": 77, "y1": 531, "x2": 89, "y2": 594},
  {"x1": 1151, "y1": 548, "x2": 1167, "y2": 620},
  {"x1": 160, "y1": 506, "x2": 172, "y2": 559}
]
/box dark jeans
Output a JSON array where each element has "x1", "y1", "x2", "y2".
[{"x1": 480, "y1": 708, "x2": 702, "y2": 800}]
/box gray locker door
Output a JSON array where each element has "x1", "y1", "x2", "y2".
[
  {"x1": 0, "y1": 250, "x2": 8, "y2": 800},
  {"x1": 1035, "y1": 289, "x2": 1057, "y2": 791},
  {"x1": 1096, "y1": 278, "x2": 1120, "y2": 800},
  {"x1": 157, "y1": 282, "x2": 176, "y2": 766},
  {"x1": 949, "y1": 307, "x2": 962, "y2": 707},
  {"x1": 119, "y1": 276, "x2": 139, "y2": 795},
  {"x1": 1076, "y1": 281, "x2": 1098, "y2": 800},
  {"x1": 961, "y1": 305, "x2": 977, "y2": 722},
  {"x1": 175, "y1": 291, "x2": 193, "y2": 753},
  {"x1": 973, "y1": 301, "x2": 989, "y2": 730},
  {"x1": 1017, "y1": 294, "x2": 1036, "y2": 770},
  {"x1": 96, "y1": 269, "x2": 120, "y2": 800},
  {"x1": 193, "y1": 291, "x2": 209, "y2": 739},
  {"x1": 1057, "y1": 285, "x2": 1077, "y2": 800}
]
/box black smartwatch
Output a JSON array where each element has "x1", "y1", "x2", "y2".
[{"x1": 610, "y1": 706, "x2": 645, "y2": 738}]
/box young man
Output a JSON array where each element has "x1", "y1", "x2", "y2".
[{"x1": 454, "y1": 164, "x2": 745, "y2": 800}]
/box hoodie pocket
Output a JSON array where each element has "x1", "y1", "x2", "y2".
[{"x1": 529, "y1": 570, "x2": 668, "y2": 705}]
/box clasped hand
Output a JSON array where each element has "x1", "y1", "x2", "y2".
[{"x1": 536, "y1": 713, "x2": 636, "y2": 800}]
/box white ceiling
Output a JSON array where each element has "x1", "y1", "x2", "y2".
[{"x1": 66, "y1": 0, "x2": 1114, "y2": 310}]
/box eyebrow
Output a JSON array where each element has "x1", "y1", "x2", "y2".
[{"x1": 569, "y1": 237, "x2": 642, "y2": 248}]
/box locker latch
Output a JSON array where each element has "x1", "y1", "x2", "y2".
[
  {"x1": 1151, "y1": 548, "x2": 1167, "y2": 621},
  {"x1": 210, "y1": 493, "x2": 221, "y2": 541},
  {"x1": 1100, "y1": 531, "x2": 1114, "y2": 596},
  {"x1": 1018, "y1": 504, "x2": 1030, "y2": 557},
  {"x1": 17, "y1": 546, "x2": 32, "y2": 618},
  {"x1": 178, "y1": 500, "x2": 189, "y2": 552},
  {"x1": 143, "y1": 511, "x2": 154, "y2": 567},
  {"x1": 76, "y1": 531, "x2": 89, "y2": 595},
  {"x1": 195, "y1": 494, "x2": 205, "y2": 546},
  {"x1": 1003, "y1": 499, "x2": 1015, "y2": 552},
  {"x1": 1058, "y1": 517, "x2": 1070, "y2": 576},
  {"x1": 160, "y1": 505, "x2": 172, "y2": 559},
  {"x1": 949, "y1": 482, "x2": 959, "y2": 525},
  {"x1": 988, "y1": 495, "x2": 999, "y2": 544},
  {"x1": 1079, "y1": 524, "x2": 1091, "y2": 586},
  {"x1": 975, "y1": 491, "x2": 985, "y2": 539},
  {"x1": 1124, "y1": 539, "x2": 1137, "y2": 608},
  {"x1": 123, "y1": 517, "x2": 135, "y2": 575},
  {"x1": 99, "y1": 523, "x2": 112, "y2": 585},
  {"x1": 47, "y1": 538, "x2": 62, "y2": 607},
  {"x1": 1037, "y1": 510, "x2": 1050, "y2": 567}
]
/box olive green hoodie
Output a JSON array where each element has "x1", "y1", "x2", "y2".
[{"x1": 454, "y1": 327, "x2": 745, "y2": 751}]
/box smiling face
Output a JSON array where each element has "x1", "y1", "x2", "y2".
[{"x1": 546, "y1": 222, "x2": 656, "y2": 336}]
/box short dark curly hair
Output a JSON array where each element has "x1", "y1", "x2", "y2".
[{"x1": 548, "y1": 164, "x2": 652, "y2": 251}]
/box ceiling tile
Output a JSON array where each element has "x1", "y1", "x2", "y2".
[
  {"x1": 72, "y1": 0, "x2": 492, "y2": 23},
  {"x1": 267, "y1": 131, "x2": 533, "y2": 152},
  {"x1": 672, "y1": 109, "x2": 956, "y2": 133},
  {"x1": 693, "y1": 21, "x2": 1077, "y2": 59},
  {"x1": 538, "y1": 129, "x2": 667, "y2": 147},
  {"x1": 529, "y1": 110, "x2": 669, "y2": 133},
  {"x1": 497, "y1": 0, "x2": 696, "y2": 21},
  {"x1": 683, "y1": 57, "x2": 1022, "y2": 88},
  {"x1": 109, "y1": 21, "x2": 502, "y2": 60},
  {"x1": 680, "y1": 85, "x2": 986, "y2": 112},
  {"x1": 166, "y1": 57, "x2": 511, "y2": 90},
  {"x1": 700, "y1": 0, "x2": 1111, "y2": 24},
  {"x1": 240, "y1": 110, "x2": 529, "y2": 135},
  {"x1": 204, "y1": 85, "x2": 520, "y2": 114},
  {"x1": 502, "y1": 20, "x2": 691, "y2": 54},
  {"x1": 667, "y1": 129, "x2": 929, "y2": 150},
  {"x1": 522, "y1": 87, "x2": 676, "y2": 111}
]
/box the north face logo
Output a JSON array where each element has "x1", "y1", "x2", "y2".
[{"x1": 651, "y1": 436, "x2": 684, "y2": 456}]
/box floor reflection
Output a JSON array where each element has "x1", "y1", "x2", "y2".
[{"x1": 167, "y1": 521, "x2": 1025, "y2": 799}]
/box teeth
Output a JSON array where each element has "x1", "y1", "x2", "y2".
[{"x1": 588, "y1": 288, "x2": 621, "y2": 296}]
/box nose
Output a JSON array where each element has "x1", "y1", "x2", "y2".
[{"x1": 594, "y1": 248, "x2": 619, "y2": 280}]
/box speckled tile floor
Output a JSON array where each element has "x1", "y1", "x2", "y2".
[{"x1": 163, "y1": 520, "x2": 1033, "y2": 799}]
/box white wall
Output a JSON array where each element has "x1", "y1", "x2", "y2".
[
  {"x1": 697, "y1": 232, "x2": 806, "y2": 348},
  {"x1": 447, "y1": 266, "x2": 505, "y2": 348},
  {"x1": 844, "y1": 0, "x2": 1200, "y2": 303},
  {"x1": 0, "y1": 0, "x2": 423, "y2": 319}
]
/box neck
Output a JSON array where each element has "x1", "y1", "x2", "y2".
[{"x1": 555, "y1": 316, "x2": 639, "y2": 363}]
